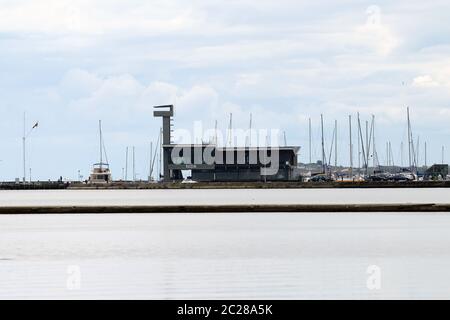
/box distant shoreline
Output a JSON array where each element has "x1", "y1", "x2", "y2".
[
  {"x1": 1, "y1": 180, "x2": 450, "y2": 190},
  {"x1": 72, "y1": 180, "x2": 450, "y2": 189}
]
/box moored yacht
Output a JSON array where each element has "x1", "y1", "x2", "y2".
[{"x1": 89, "y1": 120, "x2": 112, "y2": 184}]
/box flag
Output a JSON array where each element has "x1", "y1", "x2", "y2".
[{"x1": 32, "y1": 122, "x2": 39, "y2": 129}]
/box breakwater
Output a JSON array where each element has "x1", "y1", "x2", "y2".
[
  {"x1": 0, "y1": 182, "x2": 69, "y2": 190},
  {"x1": 0, "y1": 203, "x2": 449, "y2": 214}
]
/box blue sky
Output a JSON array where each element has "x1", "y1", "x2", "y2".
[{"x1": 0, "y1": 0, "x2": 449, "y2": 180}]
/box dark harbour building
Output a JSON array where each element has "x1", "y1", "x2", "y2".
[
  {"x1": 424, "y1": 164, "x2": 449, "y2": 180},
  {"x1": 154, "y1": 105, "x2": 301, "y2": 182}
]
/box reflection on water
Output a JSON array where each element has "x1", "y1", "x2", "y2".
[{"x1": 1, "y1": 212, "x2": 450, "y2": 299}]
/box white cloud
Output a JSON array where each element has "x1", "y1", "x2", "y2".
[
  {"x1": 412, "y1": 75, "x2": 440, "y2": 88},
  {"x1": 0, "y1": 0, "x2": 199, "y2": 35},
  {"x1": 235, "y1": 73, "x2": 262, "y2": 88},
  {"x1": 140, "y1": 82, "x2": 179, "y2": 107},
  {"x1": 56, "y1": 70, "x2": 220, "y2": 124},
  {"x1": 59, "y1": 68, "x2": 103, "y2": 98},
  {"x1": 53, "y1": 69, "x2": 304, "y2": 138},
  {"x1": 177, "y1": 85, "x2": 219, "y2": 113}
]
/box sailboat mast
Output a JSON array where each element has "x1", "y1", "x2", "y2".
[
  {"x1": 386, "y1": 142, "x2": 389, "y2": 166},
  {"x1": 372, "y1": 115, "x2": 376, "y2": 169},
  {"x1": 320, "y1": 114, "x2": 325, "y2": 173},
  {"x1": 349, "y1": 115, "x2": 353, "y2": 179},
  {"x1": 365, "y1": 120, "x2": 369, "y2": 173},
  {"x1": 132, "y1": 146, "x2": 135, "y2": 181},
  {"x1": 401, "y1": 141, "x2": 404, "y2": 167},
  {"x1": 425, "y1": 141, "x2": 427, "y2": 167},
  {"x1": 23, "y1": 112, "x2": 26, "y2": 183},
  {"x1": 125, "y1": 147, "x2": 128, "y2": 180},
  {"x1": 309, "y1": 117, "x2": 312, "y2": 164},
  {"x1": 407, "y1": 107, "x2": 412, "y2": 170},
  {"x1": 214, "y1": 120, "x2": 218, "y2": 145},
  {"x1": 334, "y1": 120, "x2": 337, "y2": 168},
  {"x1": 99, "y1": 120, "x2": 103, "y2": 169},
  {"x1": 149, "y1": 141, "x2": 153, "y2": 182},
  {"x1": 389, "y1": 141, "x2": 392, "y2": 166},
  {"x1": 357, "y1": 113, "x2": 367, "y2": 174},
  {"x1": 227, "y1": 113, "x2": 233, "y2": 147},
  {"x1": 357, "y1": 115, "x2": 360, "y2": 178},
  {"x1": 249, "y1": 113, "x2": 252, "y2": 147},
  {"x1": 416, "y1": 136, "x2": 420, "y2": 167},
  {"x1": 159, "y1": 127, "x2": 162, "y2": 180},
  {"x1": 150, "y1": 131, "x2": 160, "y2": 180}
]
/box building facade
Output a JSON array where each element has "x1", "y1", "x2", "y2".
[{"x1": 154, "y1": 105, "x2": 301, "y2": 182}]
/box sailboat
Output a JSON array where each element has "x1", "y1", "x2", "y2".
[{"x1": 89, "y1": 120, "x2": 112, "y2": 184}]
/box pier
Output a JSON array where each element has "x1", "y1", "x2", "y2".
[{"x1": 0, "y1": 181, "x2": 69, "y2": 190}]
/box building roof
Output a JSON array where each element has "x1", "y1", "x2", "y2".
[{"x1": 162, "y1": 144, "x2": 300, "y2": 153}]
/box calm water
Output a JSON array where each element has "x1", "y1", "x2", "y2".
[
  {"x1": 0, "y1": 188, "x2": 449, "y2": 206},
  {"x1": 1, "y1": 211, "x2": 450, "y2": 299}
]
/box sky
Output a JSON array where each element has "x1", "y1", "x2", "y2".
[{"x1": 0, "y1": 0, "x2": 449, "y2": 181}]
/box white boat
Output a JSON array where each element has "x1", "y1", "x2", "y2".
[
  {"x1": 89, "y1": 120, "x2": 112, "y2": 184},
  {"x1": 89, "y1": 163, "x2": 111, "y2": 184}
]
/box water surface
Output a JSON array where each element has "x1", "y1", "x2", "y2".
[
  {"x1": 1, "y1": 212, "x2": 450, "y2": 299},
  {"x1": 0, "y1": 188, "x2": 449, "y2": 206}
]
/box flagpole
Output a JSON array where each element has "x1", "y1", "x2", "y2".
[
  {"x1": 22, "y1": 113, "x2": 38, "y2": 183},
  {"x1": 23, "y1": 112, "x2": 26, "y2": 183}
]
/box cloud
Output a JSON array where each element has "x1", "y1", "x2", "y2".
[
  {"x1": 51, "y1": 69, "x2": 305, "y2": 143},
  {"x1": 412, "y1": 75, "x2": 440, "y2": 88},
  {"x1": 140, "y1": 82, "x2": 179, "y2": 107},
  {"x1": 67, "y1": 72, "x2": 144, "y2": 119},
  {"x1": 0, "y1": 1, "x2": 450, "y2": 179},
  {"x1": 0, "y1": 0, "x2": 200, "y2": 35},
  {"x1": 49, "y1": 70, "x2": 222, "y2": 131},
  {"x1": 177, "y1": 85, "x2": 219, "y2": 113},
  {"x1": 59, "y1": 68, "x2": 103, "y2": 98}
]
